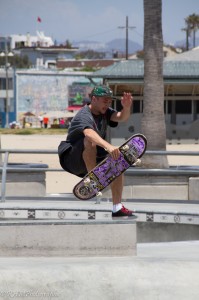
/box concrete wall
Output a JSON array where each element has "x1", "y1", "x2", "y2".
[
  {"x1": 0, "y1": 220, "x2": 137, "y2": 257},
  {"x1": 0, "y1": 164, "x2": 47, "y2": 197},
  {"x1": 137, "y1": 222, "x2": 199, "y2": 243},
  {"x1": 121, "y1": 174, "x2": 199, "y2": 201}
]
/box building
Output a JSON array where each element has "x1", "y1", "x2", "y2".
[
  {"x1": 1, "y1": 45, "x2": 199, "y2": 133},
  {"x1": 89, "y1": 48, "x2": 199, "y2": 140},
  {"x1": 0, "y1": 33, "x2": 79, "y2": 69},
  {"x1": 0, "y1": 68, "x2": 14, "y2": 128},
  {"x1": 15, "y1": 69, "x2": 101, "y2": 127},
  {"x1": 0, "y1": 32, "x2": 53, "y2": 51}
]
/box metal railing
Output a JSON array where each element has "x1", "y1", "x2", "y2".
[{"x1": 0, "y1": 149, "x2": 199, "y2": 202}]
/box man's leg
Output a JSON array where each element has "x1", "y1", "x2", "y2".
[
  {"x1": 83, "y1": 139, "x2": 135, "y2": 217},
  {"x1": 111, "y1": 173, "x2": 135, "y2": 218},
  {"x1": 82, "y1": 137, "x2": 97, "y2": 172},
  {"x1": 110, "y1": 174, "x2": 123, "y2": 204}
]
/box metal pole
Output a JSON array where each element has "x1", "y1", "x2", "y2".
[
  {"x1": 126, "y1": 16, "x2": 128, "y2": 60},
  {"x1": 5, "y1": 39, "x2": 9, "y2": 128},
  {"x1": 1, "y1": 151, "x2": 9, "y2": 202}
]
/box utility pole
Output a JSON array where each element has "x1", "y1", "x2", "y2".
[{"x1": 118, "y1": 16, "x2": 136, "y2": 60}]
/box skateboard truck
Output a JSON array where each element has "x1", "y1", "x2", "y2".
[
  {"x1": 84, "y1": 178, "x2": 91, "y2": 185},
  {"x1": 96, "y1": 191, "x2": 102, "y2": 197},
  {"x1": 84, "y1": 177, "x2": 102, "y2": 197},
  {"x1": 122, "y1": 144, "x2": 129, "y2": 151},
  {"x1": 134, "y1": 158, "x2": 141, "y2": 166}
]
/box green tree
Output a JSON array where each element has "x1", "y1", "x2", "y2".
[
  {"x1": 141, "y1": 0, "x2": 168, "y2": 168},
  {"x1": 65, "y1": 40, "x2": 72, "y2": 49},
  {"x1": 0, "y1": 54, "x2": 32, "y2": 68},
  {"x1": 185, "y1": 13, "x2": 199, "y2": 48},
  {"x1": 181, "y1": 25, "x2": 191, "y2": 51}
]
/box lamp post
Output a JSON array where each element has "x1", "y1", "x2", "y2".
[{"x1": 0, "y1": 39, "x2": 14, "y2": 128}]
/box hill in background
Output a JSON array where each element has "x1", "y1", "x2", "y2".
[{"x1": 73, "y1": 38, "x2": 142, "y2": 56}]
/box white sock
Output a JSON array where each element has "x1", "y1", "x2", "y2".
[{"x1": 112, "y1": 203, "x2": 122, "y2": 213}]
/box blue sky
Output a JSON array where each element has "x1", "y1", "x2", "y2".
[{"x1": 0, "y1": 0, "x2": 198, "y2": 46}]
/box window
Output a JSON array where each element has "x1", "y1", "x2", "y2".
[
  {"x1": 133, "y1": 100, "x2": 142, "y2": 113},
  {"x1": 166, "y1": 100, "x2": 192, "y2": 114},
  {"x1": 0, "y1": 78, "x2": 6, "y2": 90},
  {"x1": 196, "y1": 100, "x2": 199, "y2": 114},
  {"x1": 0, "y1": 98, "x2": 5, "y2": 112},
  {"x1": 175, "y1": 100, "x2": 191, "y2": 114}
]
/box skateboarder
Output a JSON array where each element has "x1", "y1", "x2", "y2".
[{"x1": 58, "y1": 85, "x2": 135, "y2": 218}]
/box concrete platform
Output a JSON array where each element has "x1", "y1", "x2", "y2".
[{"x1": 0, "y1": 197, "x2": 199, "y2": 243}]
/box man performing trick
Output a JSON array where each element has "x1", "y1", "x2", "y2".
[{"x1": 58, "y1": 85, "x2": 135, "y2": 218}]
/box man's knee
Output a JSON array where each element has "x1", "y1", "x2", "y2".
[{"x1": 84, "y1": 136, "x2": 96, "y2": 152}]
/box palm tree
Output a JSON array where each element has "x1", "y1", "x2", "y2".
[
  {"x1": 185, "y1": 13, "x2": 199, "y2": 48},
  {"x1": 141, "y1": 0, "x2": 168, "y2": 168},
  {"x1": 181, "y1": 26, "x2": 191, "y2": 51}
]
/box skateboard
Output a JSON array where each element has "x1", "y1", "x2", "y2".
[{"x1": 73, "y1": 133, "x2": 147, "y2": 200}]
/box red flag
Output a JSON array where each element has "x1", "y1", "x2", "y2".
[{"x1": 37, "y1": 17, "x2": 42, "y2": 22}]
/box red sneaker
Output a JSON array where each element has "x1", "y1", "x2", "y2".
[{"x1": 112, "y1": 205, "x2": 137, "y2": 219}]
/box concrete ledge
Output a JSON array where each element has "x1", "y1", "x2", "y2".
[
  {"x1": 122, "y1": 173, "x2": 196, "y2": 200},
  {"x1": 103, "y1": 183, "x2": 189, "y2": 200},
  {"x1": 189, "y1": 177, "x2": 199, "y2": 200},
  {"x1": 0, "y1": 163, "x2": 47, "y2": 197},
  {"x1": 137, "y1": 222, "x2": 199, "y2": 243},
  {"x1": 0, "y1": 182, "x2": 46, "y2": 197},
  {"x1": 0, "y1": 220, "x2": 137, "y2": 257}
]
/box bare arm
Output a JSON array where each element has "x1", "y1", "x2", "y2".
[
  {"x1": 83, "y1": 128, "x2": 120, "y2": 159},
  {"x1": 110, "y1": 92, "x2": 133, "y2": 122}
]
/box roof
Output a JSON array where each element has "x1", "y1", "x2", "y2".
[
  {"x1": 89, "y1": 59, "x2": 199, "y2": 79},
  {"x1": 57, "y1": 59, "x2": 116, "y2": 70},
  {"x1": 165, "y1": 47, "x2": 199, "y2": 61}
]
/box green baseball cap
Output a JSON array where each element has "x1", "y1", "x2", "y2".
[{"x1": 90, "y1": 85, "x2": 113, "y2": 98}]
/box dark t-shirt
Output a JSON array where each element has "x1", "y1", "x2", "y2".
[
  {"x1": 58, "y1": 105, "x2": 118, "y2": 175},
  {"x1": 67, "y1": 105, "x2": 118, "y2": 143}
]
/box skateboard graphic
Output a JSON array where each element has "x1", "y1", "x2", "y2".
[{"x1": 73, "y1": 133, "x2": 147, "y2": 200}]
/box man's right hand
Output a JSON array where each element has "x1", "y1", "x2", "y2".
[{"x1": 105, "y1": 145, "x2": 120, "y2": 160}]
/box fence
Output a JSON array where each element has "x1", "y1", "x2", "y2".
[{"x1": 0, "y1": 149, "x2": 199, "y2": 202}]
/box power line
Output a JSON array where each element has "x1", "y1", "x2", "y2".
[{"x1": 78, "y1": 28, "x2": 118, "y2": 40}]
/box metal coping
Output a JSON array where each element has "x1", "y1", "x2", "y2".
[{"x1": 0, "y1": 219, "x2": 136, "y2": 226}]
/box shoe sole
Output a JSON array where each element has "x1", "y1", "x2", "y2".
[{"x1": 112, "y1": 215, "x2": 137, "y2": 220}]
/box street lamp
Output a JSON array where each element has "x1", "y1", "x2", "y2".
[{"x1": 0, "y1": 41, "x2": 14, "y2": 128}]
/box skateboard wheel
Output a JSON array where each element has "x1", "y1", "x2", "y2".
[
  {"x1": 122, "y1": 144, "x2": 129, "y2": 151},
  {"x1": 96, "y1": 192, "x2": 102, "y2": 197},
  {"x1": 84, "y1": 178, "x2": 91, "y2": 185},
  {"x1": 134, "y1": 158, "x2": 141, "y2": 166},
  {"x1": 79, "y1": 186, "x2": 90, "y2": 196}
]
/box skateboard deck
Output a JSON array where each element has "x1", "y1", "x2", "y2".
[{"x1": 73, "y1": 133, "x2": 147, "y2": 200}]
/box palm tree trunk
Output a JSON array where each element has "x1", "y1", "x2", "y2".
[
  {"x1": 141, "y1": 0, "x2": 168, "y2": 168},
  {"x1": 193, "y1": 29, "x2": 196, "y2": 48}
]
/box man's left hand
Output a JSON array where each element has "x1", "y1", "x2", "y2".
[{"x1": 121, "y1": 92, "x2": 133, "y2": 109}]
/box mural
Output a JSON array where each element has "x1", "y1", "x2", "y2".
[
  {"x1": 17, "y1": 74, "x2": 70, "y2": 114},
  {"x1": 16, "y1": 72, "x2": 100, "y2": 126},
  {"x1": 68, "y1": 82, "x2": 93, "y2": 110}
]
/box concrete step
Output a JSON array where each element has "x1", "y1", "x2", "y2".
[{"x1": 0, "y1": 219, "x2": 137, "y2": 257}]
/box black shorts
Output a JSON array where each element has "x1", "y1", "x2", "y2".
[{"x1": 59, "y1": 137, "x2": 108, "y2": 178}]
